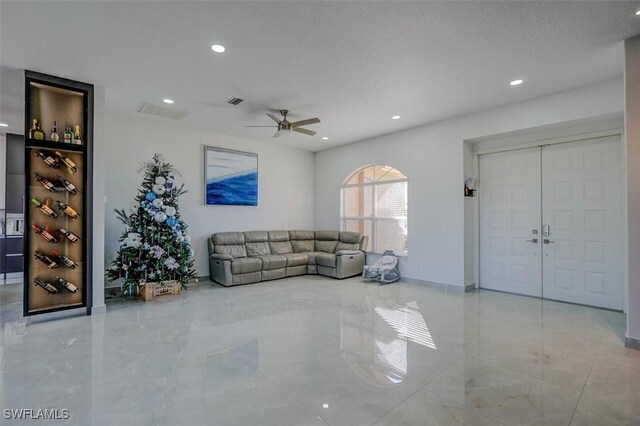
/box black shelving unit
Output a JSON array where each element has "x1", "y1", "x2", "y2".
[{"x1": 23, "y1": 70, "x2": 93, "y2": 317}]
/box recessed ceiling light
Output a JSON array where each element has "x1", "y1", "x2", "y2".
[
  {"x1": 392, "y1": 115, "x2": 401, "y2": 120},
  {"x1": 510, "y1": 79, "x2": 524, "y2": 86},
  {"x1": 163, "y1": 98, "x2": 174, "y2": 104},
  {"x1": 211, "y1": 44, "x2": 226, "y2": 53},
  {"x1": 322, "y1": 403, "x2": 329, "y2": 409},
  {"x1": 0, "y1": 123, "x2": 7, "y2": 127},
  {"x1": 321, "y1": 136, "x2": 329, "y2": 140},
  {"x1": 636, "y1": 9, "x2": 640, "y2": 15}
]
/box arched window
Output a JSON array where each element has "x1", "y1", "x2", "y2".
[{"x1": 341, "y1": 165, "x2": 408, "y2": 256}]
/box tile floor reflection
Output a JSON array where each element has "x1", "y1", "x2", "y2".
[{"x1": 0, "y1": 276, "x2": 637, "y2": 425}]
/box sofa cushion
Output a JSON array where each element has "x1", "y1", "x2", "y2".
[
  {"x1": 315, "y1": 240, "x2": 338, "y2": 253},
  {"x1": 315, "y1": 230, "x2": 340, "y2": 241},
  {"x1": 339, "y1": 231, "x2": 362, "y2": 244},
  {"x1": 246, "y1": 242, "x2": 271, "y2": 257},
  {"x1": 259, "y1": 254, "x2": 288, "y2": 270},
  {"x1": 244, "y1": 231, "x2": 268, "y2": 242},
  {"x1": 215, "y1": 244, "x2": 247, "y2": 258},
  {"x1": 336, "y1": 242, "x2": 360, "y2": 252},
  {"x1": 270, "y1": 241, "x2": 293, "y2": 254},
  {"x1": 213, "y1": 232, "x2": 245, "y2": 245},
  {"x1": 284, "y1": 252, "x2": 308, "y2": 267},
  {"x1": 268, "y1": 230, "x2": 290, "y2": 242},
  {"x1": 306, "y1": 251, "x2": 326, "y2": 265},
  {"x1": 292, "y1": 240, "x2": 315, "y2": 253},
  {"x1": 289, "y1": 230, "x2": 315, "y2": 240},
  {"x1": 316, "y1": 253, "x2": 337, "y2": 268},
  {"x1": 231, "y1": 257, "x2": 262, "y2": 274}
]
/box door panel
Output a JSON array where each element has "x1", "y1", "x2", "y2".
[
  {"x1": 541, "y1": 136, "x2": 623, "y2": 310},
  {"x1": 480, "y1": 148, "x2": 542, "y2": 297}
]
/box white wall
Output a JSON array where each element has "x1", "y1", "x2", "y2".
[
  {"x1": 625, "y1": 35, "x2": 640, "y2": 344},
  {"x1": 315, "y1": 77, "x2": 624, "y2": 286},
  {"x1": 104, "y1": 115, "x2": 316, "y2": 284}
]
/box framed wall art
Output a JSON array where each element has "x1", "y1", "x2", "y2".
[{"x1": 204, "y1": 146, "x2": 258, "y2": 206}]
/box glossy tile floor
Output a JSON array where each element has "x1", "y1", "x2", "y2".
[{"x1": 0, "y1": 276, "x2": 638, "y2": 425}]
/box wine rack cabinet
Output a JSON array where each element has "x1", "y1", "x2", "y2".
[{"x1": 23, "y1": 71, "x2": 93, "y2": 316}]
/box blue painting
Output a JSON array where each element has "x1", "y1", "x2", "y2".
[{"x1": 205, "y1": 147, "x2": 258, "y2": 206}]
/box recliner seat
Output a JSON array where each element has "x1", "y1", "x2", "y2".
[{"x1": 208, "y1": 230, "x2": 368, "y2": 286}]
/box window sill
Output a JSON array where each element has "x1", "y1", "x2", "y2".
[{"x1": 365, "y1": 251, "x2": 408, "y2": 259}]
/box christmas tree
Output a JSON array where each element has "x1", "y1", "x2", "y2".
[{"x1": 107, "y1": 154, "x2": 197, "y2": 293}]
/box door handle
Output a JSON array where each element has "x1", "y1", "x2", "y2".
[
  {"x1": 543, "y1": 224, "x2": 550, "y2": 237},
  {"x1": 543, "y1": 239, "x2": 555, "y2": 244},
  {"x1": 526, "y1": 238, "x2": 539, "y2": 243}
]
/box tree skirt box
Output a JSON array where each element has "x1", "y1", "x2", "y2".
[{"x1": 138, "y1": 281, "x2": 181, "y2": 301}]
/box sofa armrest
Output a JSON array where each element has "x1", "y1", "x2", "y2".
[
  {"x1": 335, "y1": 251, "x2": 365, "y2": 279},
  {"x1": 335, "y1": 250, "x2": 363, "y2": 256},
  {"x1": 211, "y1": 253, "x2": 234, "y2": 261},
  {"x1": 359, "y1": 236, "x2": 369, "y2": 252}
]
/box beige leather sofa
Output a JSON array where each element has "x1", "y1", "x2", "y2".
[{"x1": 208, "y1": 230, "x2": 368, "y2": 286}]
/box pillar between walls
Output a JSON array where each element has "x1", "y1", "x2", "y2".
[
  {"x1": 91, "y1": 85, "x2": 106, "y2": 313},
  {"x1": 625, "y1": 35, "x2": 640, "y2": 348}
]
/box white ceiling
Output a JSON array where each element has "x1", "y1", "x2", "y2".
[{"x1": 1, "y1": 1, "x2": 639, "y2": 152}]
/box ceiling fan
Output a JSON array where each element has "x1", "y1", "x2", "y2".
[{"x1": 245, "y1": 109, "x2": 320, "y2": 138}]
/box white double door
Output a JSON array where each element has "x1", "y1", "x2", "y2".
[{"x1": 479, "y1": 136, "x2": 623, "y2": 310}]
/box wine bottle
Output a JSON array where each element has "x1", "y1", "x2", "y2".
[
  {"x1": 29, "y1": 119, "x2": 46, "y2": 140},
  {"x1": 34, "y1": 149, "x2": 60, "y2": 168},
  {"x1": 56, "y1": 176, "x2": 79, "y2": 195},
  {"x1": 63, "y1": 127, "x2": 73, "y2": 144},
  {"x1": 52, "y1": 250, "x2": 78, "y2": 269},
  {"x1": 54, "y1": 151, "x2": 78, "y2": 173},
  {"x1": 33, "y1": 172, "x2": 57, "y2": 192},
  {"x1": 34, "y1": 278, "x2": 59, "y2": 294},
  {"x1": 59, "y1": 228, "x2": 80, "y2": 244},
  {"x1": 31, "y1": 198, "x2": 58, "y2": 218},
  {"x1": 50, "y1": 121, "x2": 60, "y2": 142},
  {"x1": 32, "y1": 224, "x2": 58, "y2": 243},
  {"x1": 34, "y1": 250, "x2": 58, "y2": 269},
  {"x1": 55, "y1": 277, "x2": 78, "y2": 293},
  {"x1": 73, "y1": 125, "x2": 82, "y2": 145},
  {"x1": 55, "y1": 201, "x2": 79, "y2": 220}
]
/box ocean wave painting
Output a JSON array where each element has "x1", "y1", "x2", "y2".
[{"x1": 205, "y1": 146, "x2": 258, "y2": 206}]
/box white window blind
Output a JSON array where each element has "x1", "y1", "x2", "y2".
[{"x1": 341, "y1": 166, "x2": 408, "y2": 256}]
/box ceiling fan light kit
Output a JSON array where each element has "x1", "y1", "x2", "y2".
[{"x1": 246, "y1": 109, "x2": 321, "y2": 138}]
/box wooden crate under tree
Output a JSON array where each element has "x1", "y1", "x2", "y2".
[{"x1": 137, "y1": 281, "x2": 181, "y2": 301}]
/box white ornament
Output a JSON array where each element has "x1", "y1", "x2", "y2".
[
  {"x1": 152, "y1": 184, "x2": 166, "y2": 195},
  {"x1": 154, "y1": 211, "x2": 168, "y2": 223},
  {"x1": 164, "y1": 206, "x2": 176, "y2": 217},
  {"x1": 155, "y1": 176, "x2": 166, "y2": 185},
  {"x1": 152, "y1": 198, "x2": 164, "y2": 208},
  {"x1": 123, "y1": 232, "x2": 142, "y2": 248}
]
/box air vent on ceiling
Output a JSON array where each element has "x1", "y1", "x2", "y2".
[
  {"x1": 227, "y1": 97, "x2": 244, "y2": 106},
  {"x1": 139, "y1": 103, "x2": 190, "y2": 120}
]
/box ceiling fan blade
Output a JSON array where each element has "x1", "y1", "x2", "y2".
[
  {"x1": 273, "y1": 130, "x2": 281, "y2": 138},
  {"x1": 245, "y1": 125, "x2": 278, "y2": 128},
  {"x1": 292, "y1": 127, "x2": 316, "y2": 136},
  {"x1": 266, "y1": 113, "x2": 282, "y2": 124},
  {"x1": 290, "y1": 117, "x2": 320, "y2": 127}
]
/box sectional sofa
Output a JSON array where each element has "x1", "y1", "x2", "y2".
[{"x1": 208, "y1": 230, "x2": 368, "y2": 286}]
